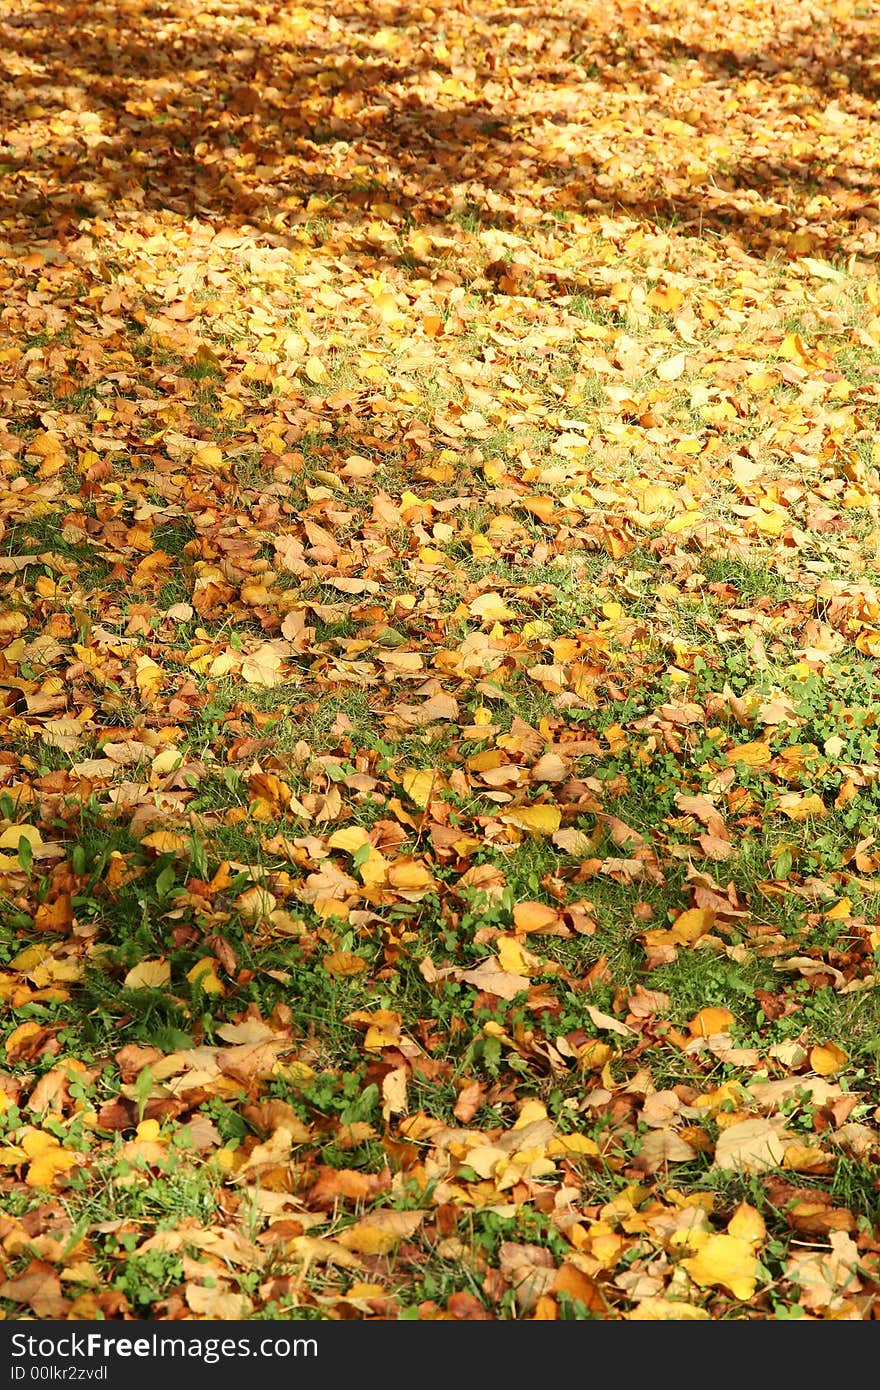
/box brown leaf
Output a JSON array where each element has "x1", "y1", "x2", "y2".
[{"x1": 0, "y1": 1260, "x2": 68, "y2": 1317}]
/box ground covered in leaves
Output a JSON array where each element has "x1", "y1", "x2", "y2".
[{"x1": 2, "y1": 0, "x2": 880, "y2": 1322}]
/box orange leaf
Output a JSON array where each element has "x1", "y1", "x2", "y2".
[
  {"x1": 810, "y1": 1042, "x2": 847, "y2": 1076},
  {"x1": 688, "y1": 1007, "x2": 735, "y2": 1038}
]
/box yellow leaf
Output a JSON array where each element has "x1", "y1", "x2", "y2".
[
  {"x1": 578, "y1": 1040, "x2": 613, "y2": 1070},
  {"x1": 151, "y1": 745, "x2": 182, "y2": 776},
  {"x1": 800, "y1": 257, "x2": 845, "y2": 283},
  {"x1": 638, "y1": 484, "x2": 678, "y2": 513},
  {"x1": 192, "y1": 444, "x2": 224, "y2": 470},
  {"x1": 782, "y1": 1144, "x2": 830, "y2": 1173},
  {"x1": 501, "y1": 805, "x2": 562, "y2": 836},
  {"x1": 629, "y1": 1298, "x2": 710, "y2": 1320},
  {"x1": 417, "y1": 546, "x2": 445, "y2": 566},
  {"x1": 346, "y1": 1009, "x2": 402, "y2": 1052},
  {"x1": 10, "y1": 944, "x2": 50, "y2": 973},
  {"x1": 287, "y1": 1235, "x2": 362, "y2": 1270},
  {"x1": 323, "y1": 951, "x2": 368, "y2": 977},
  {"x1": 670, "y1": 908, "x2": 715, "y2": 945},
  {"x1": 240, "y1": 643, "x2": 283, "y2": 688},
  {"x1": 470, "y1": 534, "x2": 495, "y2": 559},
  {"x1": 407, "y1": 230, "x2": 433, "y2": 260},
  {"x1": 305, "y1": 355, "x2": 328, "y2": 385},
  {"x1": 665, "y1": 508, "x2": 703, "y2": 529},
  {"x1": 656, "y1": 352, "x2": 688, "y2": 381},
  {"x1": 356, "y1": 847, "x2": 390, "y2": 886},
  {"x1": 752, "y1": 507, "x2": 786, "y2": 536},
  {"x1": 26, "y1": 1146, "x2": 79, "y2": 1189},
  {"x1": 469, "y1": 592, "x2": 515, "y2": 622},
  {"x1": 235, "y1": 886, "x2": 277, "y2": 922},
  {"x1": 713, "y1": 1118, "x2": 788, "y2": 1173},
  {"x1": 688, "y1": 1007, "x2": 734, "y2": 1038},
  {"x1": 727, "y1": 1202, "x2": 766, "y2": 1247},
  {"x1": 548, "y1": 1133, "x2": 601, "y2": 1158},
  {"x1": 21, "y1": 1129, "x2": 60, "y2": 1158},
  {"x1": 726, "y1": 740, "x2": 771, "y2": 767},
  {"x1": 459, "y1": 409, "x2": 488, "y2": 431},
  {"x1": 513, "y1": 901, "x2": 560, "y2": 934},
  {"x1": 682, "y1": 1234, "x2": 759, "y2": 1300},
  {"x1": 777, "y1": 792, "x2": 827, "y2": 821},
  {"x1": 746, "y1": 369, "x2": 779, "y2": 393},
  {"x1": 810, "y1": 1042, "x2": 847, "y2": 1076},
  {"x1": 206, "y1": 651, "x2": 236, "y2": 677},
  {"x1": 346, "y1": 1282, "x2": 387, "y2": 1300},
  {"x1": 512, "y1": 1099, "x2": 547, "y2": 1128},
  {"x1": 328, "y1": 826, "x2": 371, "y2": 854},
  {"x1": 336, "y1": 1211, "x2": 424, "y2": 1255},
  {"x1": 647, "y1": 285, "x2": 685, "y2": 313},
  {"x1": 373, "y1": 293, "x2": 403, "y2": 327},
  {"x1": 387, "y1": 860, "x2": 434, "y2": 892},
  {"x1": 399, "y1": 768, "x2": 439, "y2": 808},
  {"x1": 778, "y1": 332, "x2": 813, "y2": 366},
  {"x1": 140, "y1": 831, "x2": 187, "y2": 854},
  {"x1": 135, "y1": 657, "x2": 164, "y2": 696},
  {"x1": 0, "y1": 824, "x2": 42, "y2": 851},
  {"x1": 187, "y1": 958, "x2": 224, "y2": 994},
  {"x1": 824, "y1": 897, "x2": 852, "y2": 920},
  {"x1": 124, "y1": 959, "x2": 171, "y2": 990},
  {"x1": 5, "y1": 1021, "x2": 45, "y2": 1058},
  {"x1": 496, "y1": 936, "x2": 532, "y2": 978},
  {"x1": 381, "y1": 1065, "x2": 408, "y2": 1121}
]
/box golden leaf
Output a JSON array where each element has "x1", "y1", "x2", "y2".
[
  {"x1": 381, "y1": 1065, "x2": 408, "y2": 1121},
  {"x1": 140, "y1": 831, "x2": 187, "y2": 854},
  {"x1": 469, "y1": 592, "x2": 515, "y2": 622},
  {"x1": 682, "y1": 1234, "x2": 759, "y2": 1300},
  {"x1": 192, "y1": 444, "x2": 224, "y2": 470},
  {"x1": 336, "y1": 1210, "x2": 424, "y2": 1255},
  {"x1": 26, "y1": 1145, "x2": 80, "y2": 1190},
  {"x1": 240, "y1": 643, "x2": 284, "y2": 688},
  {"x1": 713, "y1": 1118, "x2": 789, "y2": 1173},
  {"x1": 777, "y1": 792, "x2": 827, "y2": 821},
  {"x1": 496, "y1": 936, "x2": 533, "y2": 978},
  {"x1": 727, "y1": 1202, "x2": 766, "y2": 1247},
  {"x1": 670, "y1": 907, "x2": 715, "y2": 944},
  {"x1": 513, "y1": 901, "x2": 560, "y2": 934},
  {"x1": 688, "y1": 1007, "x2": 735, "y2": 1037},
  {"x1": 501, "y1": 805, "x2": 562, "y2": 836},
  {"x1": 304, "y1": 355, "x2": 328, "y2": 384},
  {"x1": 398, "y1": 767, "x2": 439, "y2": 808},
  {"x1": 629, "y1": 1299, "x2": 709, "y2": 1320},
  {"x1": 234, "y1": 887, "x2": 277, "y2": 922},
  {"x1": 656, "y1": 352, "x2": 687, "y2": 381},
  {"x1": 0, "y1": 825, "x2": 42, "y2": 851},
  {"x1": 323, "y1": 951, "x2": 368, "y2": 977},
  {"x1": 726, "y1": 740, "x2": 771, "y2": 767},
  {"x1": 124, "y1": 959, "x2": 171, "y2": 990},
  {"x1": 810, "y1": 1042, "x2": 847, "y2": 1076},
  {"x1": 386, "y1": 859, "x2": 434, "y2": 892},
  {"x1": 186, "y1": 958, "x2": 224, "y2": 994},
  {"x1": 328, "y1": 826, "x2": 371, "y2": 853}
]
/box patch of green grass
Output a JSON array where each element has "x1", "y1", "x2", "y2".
[{"x1": 699, "y1": 555, "x2": 793, "y2": 601}]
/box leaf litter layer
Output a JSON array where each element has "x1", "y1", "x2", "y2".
[{"x1": 2, "y1": 0, "x2": 880, "y2": 1321}]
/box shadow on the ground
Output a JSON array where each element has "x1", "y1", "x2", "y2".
[{"x1": 1, "y1": 0, "x2": 878, "y2": 258}]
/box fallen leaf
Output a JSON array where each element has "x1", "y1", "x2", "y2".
[
  {"x1": 714, "y1": 1118, "x2": 790, "y2": 1173},
  {"x1": 683, "y1": 1235, "x2": 759, "y2": 1301}
]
